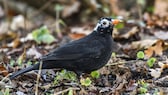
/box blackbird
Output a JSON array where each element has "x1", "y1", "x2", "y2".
[{"x1": 10, "y1": 17, "x2": 120, "y2": 79}]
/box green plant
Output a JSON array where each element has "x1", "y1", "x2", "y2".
[
  {"x1": 147, "y1": 57, "x2": 156, "y2": 67},
  {"x1": 10, "y1": 59, "x2": 15, "y2": 66},
  {"x1": 27, "y1": 60, "x2": 32, "y2": 65},
  {"x1": 68, "y1": 89, "x2": 73, "y2": 95},
  {"x1": 137, "y1": 51, "x2": 145, "y2": 59},
  {"x1": 54, "y1": 70, "x2": 77, "y2": 84},
  {"x1": 114, "y1": 23, "x2": 124, "y2": 29},
  {"x1": 111, "y1": 52, "x2": 116, "y2": 57},
  {"x1": 138, "y1": 80, "x2": 148, "y2": 94},
  {"x1": 91, "y1": 70, "x2": 100, "y2": 79},
  {"x1": 32, "y1": 26, "x2": 55, "y2": 44},
  {"x1": 146, "y1": 6, "x2": 154, "y2": 13},
  {"x1": 54, "y1": 4, "x2": 64, "y2": 12},
  {"x1": 80, "y1": 77, "x2": 92, "y2": 86},
  {"x1": 139, "y1": 87, "x2": 148, "y2": 94},
  {"x1": 17, "y1": 57, "x2": 23, "y2": 66},
  {"x1": 1, "y1": 88, "x2": 10, "y2": 95}
]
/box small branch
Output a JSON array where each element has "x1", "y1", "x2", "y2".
[
  {"x1": 54, "y1": 87, "x2": 80, "y2": 95},
  {"x1": 35, "y1": 61, "x2": 43, "y2": 95}
]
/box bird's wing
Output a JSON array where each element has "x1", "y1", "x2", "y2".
[{"x1": 42, "y1": 40, "x2": 104, "y2": 61}]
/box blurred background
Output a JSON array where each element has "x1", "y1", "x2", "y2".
[{"x1": 0, "y1": 0, "x2": 167, "y2": 40}]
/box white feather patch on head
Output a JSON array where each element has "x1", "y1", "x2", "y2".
[
  {"x1": 100, "y1": 19, "x2": 110, "y2": 28},
  {"x1": 94, "y1": 23, "x2": 100, "y2": 31}
]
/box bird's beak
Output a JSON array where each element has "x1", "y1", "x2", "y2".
[{"x1": 112, "y1": 19, "x2": 122, "y2": 25}]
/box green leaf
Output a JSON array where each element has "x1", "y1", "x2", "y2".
[
  {"x1": 137, "y1": 51, "x2": 145, "y2": 59},
  {"x1": 80, "y1": 77, "x2": 92, "y2": 86},
  {"x1": 146, "y1": 6, "x2": 154, "y2": 13},
  {"x1": 59, "y1": 19, "x2": 67, "y2": 27},
  {"x1": 4, "y1": 88, "x2": 10, "y2": 95},
  {"x1": 68, "y1": 89, "x2": 73, "y2": 95},
  {"x1": 112, "y1": 52, "x2": 116, "y2": 57},
  {"x1": 139, "y1": 87, "x2": 148, "y2": 94},
  {"x1": 54, "y1": 70, "x2": 77, "y2": 85},
  {"x1": 32, "y1": 26, "x2": 55, "y2": 44},
  {"x1": 41, "y1": 34, "x2": 55, "y2": 44},
  {"x1": 54, "y1": 4, "x2": 64, "y2": 11},
  {"x1": 17, "y1": 57, "x2": 22, "y2": 66},
  {"x1": 147, "y1": 57, "x2": 156, "y2": 67},
  {"x1": 115, "y1": 23, "x2": 124, "y2": 29},
  {"x1": 103, "y1": 7, "x2": 110, "y2": 14},
  {"x1": 91, "y1": 71, "x2": 100, "y2": 79},
  {"x1": 27, "y1": 61, "x2": 32, "y2": 65},
  {"x1": 10, "y1": 59, "x2": 15, "y2": 66}
]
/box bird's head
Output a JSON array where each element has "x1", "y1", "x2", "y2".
[{"x1": 94, "y1": 17, "x2": 121, "y2": 34}]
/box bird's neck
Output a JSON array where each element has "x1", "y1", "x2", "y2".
[{"x1": 93, "y1": 29, "x2": 113, "y2": 36}]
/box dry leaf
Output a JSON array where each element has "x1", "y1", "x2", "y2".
[
  {"x1": 0, "y1": 64, "x2": 9, "y2": 76},
  {"x1": 154, "y1": 31, "x2": 168, "y2": 40},
  {"x1": 149, "y1": 68, "x2": 161, "y2": 78},
  {"x1": 62, "y1": 1, "x2": 81, "y2": 18},
  {"x1": 120, "y1": 27, "x2": 139, "y2": 39},
  {"x1": 69, "y1": 26, "x2": 92, "y2": 40},
  {"x1": 0, "y1": 31, "x2": 17, "y2": 41},
  {"x1": 26, "y1": 46, "x2": 42, "y2": 59},
  {"x1": 70, "y1": 27, "x2": 92, "y2": 35},
  {"x1": 154, "y1": 0, "x2": 168, "y2": 17},
  {"x1": 0, "y1": 22, "x2": 9, "y2": 34},
  {"x1": 144, "y1": 40, "x2": 165, "y2": 58},
  {"x1": 69, "y1": 33, "x2": 86, "y2": 40},
  {"x1": 131, "y1": 39, "x2": 157, "y2": 49},
  {"x1": 7, "y1": 38, "x2": 21, "y2": 48},
  {"x1": 158, "y1": 61, "x2": 168, "y2": 71},
  {"x1": 10, "y1": 15, "x2": 33, "y2": 31}
]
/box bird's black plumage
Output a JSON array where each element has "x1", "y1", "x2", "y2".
[{"x1": 10, "y1": 17, "x2": 117, "y2": 79}]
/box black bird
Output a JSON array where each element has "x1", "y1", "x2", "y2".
[{"x1": 10, "y1": 17, "x2": 120, "y2": 79}]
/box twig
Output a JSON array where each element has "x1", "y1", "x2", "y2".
[
  {"x1": 54, "y1": 87, "x2": 80, "y2": 95},
  {"x1": 35, "y1": 61, "x2": 43, "y2": 95},
  {"x1": 0, "y1": 73, "x2": 11, "y2": 82},
  {"x1": 2, "y1": 0, "x2": 8, "y2": 18}
]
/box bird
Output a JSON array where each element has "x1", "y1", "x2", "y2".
[{"x1": 9, "y1": 17, "x2": 121, "y2": 79}]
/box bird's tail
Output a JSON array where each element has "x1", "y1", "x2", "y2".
[{"x1": 9, "y1": 63, "x2": 39, "y2": 80}]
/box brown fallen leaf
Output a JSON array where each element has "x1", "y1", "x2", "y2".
[
  {"x1": 0, "y1": 63, "x2": 9, "y2": 76},
  {"x1": 144, "y1": 40, "x2": 168, "y2": 58},
  {"x1": 0, "y1": 31, "x2": 17, "y2": 41},
  {"x1": 12, "y1": 38, "x2": 21, "y2": 48},
  {"x1": 62, "y1": 1, "x2": 81, "y2": 18},
  {"x1": 69, "y1": 26, "x2": 92, "y2": 40},
  {"x1": 158, "y1": 61, "x2": 168, "y2": 72},
  {"x1": 131, "y1": 39, "x2": 157, "y2": 49},
  {"x1": 154, "y1": 0, "x2": 168, "y2": 17},
  {"x1": 69, "y1": 33, "x2": 86, "y2": 40},
  {"x1": 154, "y1": 31, "x2": 168, "y2": 40},
  {"x1": 118, "y1": 27, "x2": 139, "y2": 39}
]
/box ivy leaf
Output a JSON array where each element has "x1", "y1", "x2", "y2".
[
  {"x1": 137, "y1": 51, "x2": 145, "y2": 59},
  {"x1": 80, "y1": 77, "x2": 92, "y2": 86},
  {"x1": 147, "y1": 57, "x2": 156, "y2": 67},
  {"x1": 32, "y1": 26, "x2": 55, "y2": 44},
  {"x1": 91, "y1": 70, "x2": 100, "y2": 79},
  {"x1": 41, "y1": 34, "x2": 55, "y2": 44}
]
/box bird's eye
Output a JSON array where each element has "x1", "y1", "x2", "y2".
[
  {"x1": 101, "y1": 19, "x2": 109, "y2": 27},
  {"x1": 102, "y1": 21, "x2": 107, "y2": 25}
]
